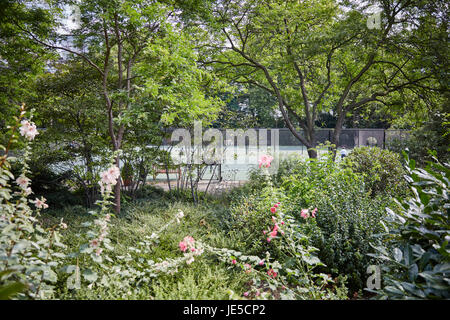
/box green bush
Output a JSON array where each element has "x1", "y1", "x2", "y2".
[
  {"x1": 11, "y1": 161, "x2": 84, "y2": 208},
  {"x1": 342, "y1": 146, "x2": 408, "y2": 198},
  {"x1": 278, "y1": 155, "x2": 390, "y2": 291},
  {"x1": 310, "y1": 171, "x2": 389, "y2": 291},
  {"x1": 369, "y1": 154, "x2": 450, "y2": 299}
]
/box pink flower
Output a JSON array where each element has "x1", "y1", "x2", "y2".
[
  {"x1": 267, "y1": 268, "x2": 277, "y2": 278},
  {"x1": 270, "y1": 207, "x2": 276, "y2": 213},
  {"x1": 277, "y1": 202, "x2": 281, "y2": 205},
  {"x1": 311, "y1": 208, "x2": 318, "y2": 218},
  {"x1": 90, "y1": 239, "x2": 99, "y2": 248},
  {"x1": 270, "y1": 230, "x2": 277, "y2": 238},
  {"x1": 243, "y1": 292, "x2": 249, "y2": 297},
  {"x1": 274, "y1": 204, "x2": 279, "y2": 208},
  {"x1": 33, "y1": 197, "x2": 48, "y2": 209},
  {"x1": 16, "y1": 175, "x2": 30, "y2": 189},
  {"x1": 258, "y1": 154, "x2": 273, "y2": 168},
  {"x1": 179, "y1": 241, "x2": 187, "y2": 252},
  {"x1": 19, "y1": 120, "x2": 39, "y2": 141},
  {"x1": 259, "y1": 260, "x2": 264, "y2": 266},
  {"x1": 281, "y1": 221, "x2": 285, "y2": 225},
  {"x1": 183, "y1": 236, "x2": 195, "y2": 247},
  {"x1": 301, "y1": 209, "x2": 309, "y2": 219},
  {"x1": 99, "y1": 165, "x2": 120, "y2": 188},
  {"x1": 267, "y1": 237, "x2": 271, "y2": 243},
  {"x1": 232, "y1": 259, "x2": 237, "y2": 265},
  {"x1": 107, "y1": 166, "x2": 120, "y2": 180}
]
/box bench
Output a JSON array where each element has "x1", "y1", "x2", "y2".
[{"x1": 152, "y1": 164, "x2": 181, "y2": 182}]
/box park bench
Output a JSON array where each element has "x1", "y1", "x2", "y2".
[{"x1": 152, "y1": 164, "x2": 181, "y2": 182}]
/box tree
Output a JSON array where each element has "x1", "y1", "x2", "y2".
[
  {"x1": 0, "y1": 0, "x2": 54, "y2": 142},
  {"x1": 19, "y1": 0, "x2": 224, "y2": 212},
  {"x1": 30, "y1": 59, "x2": 109, "y2": 207},
  {"x1": 200, "y1": 0, "x2": 441, "y2": 158}
]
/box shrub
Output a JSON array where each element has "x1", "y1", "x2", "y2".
[
  {"x1": 278, "y1": 154, "x2": 390, "y2": 291},
  {"x1": 310, "y1": 171, "x2": 389, "y2": 291},
  {"x1": 342, "y1": 146, "x2": 408, "y2": 198},
  {"x1": 11, "y1": 162, "x2": 84, "y2": 208},
  {"x1": 369, "y1": 154, "x2": 450, "y2": 299}
]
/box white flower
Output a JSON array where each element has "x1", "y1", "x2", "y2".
[
  {"x1": 19, "y1": 120, "x2": 39, "y2": 141},
  {"x1": 33, "y1": 197, "x2": 48, "y2": 209},
  {"x1": 16, "y1": 175, "x2": 30, "y2": 189},
  {"x1": 186, "y1": 257, "x2": 195, "y2": 265},
  {"x1": 107, "y1": 166, "x2": 120, "y2": 180},
  {"x1": 24, "y1": 187, "x2": 32, "y2": 196},
  {"x1": 150, "y1": 233, "x2": 159, "y2": 240},
  {"x1": 175, "y1": 210, "x2": 184, "y2": 223}
]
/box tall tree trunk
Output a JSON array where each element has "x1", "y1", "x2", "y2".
[
  {"x1": 114, "y1": 154, "x2": 121, "y2": 214},
  {"x1": 331, "y1": 113, "x2": 345, "y2": 161}
]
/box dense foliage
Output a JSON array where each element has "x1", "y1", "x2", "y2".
[
  {"x1": 369, "y1": 154, "x2": 450, "y2": 299},
  {"x1": 342, "y1": 146, "x2": 408, "y2": 198}
]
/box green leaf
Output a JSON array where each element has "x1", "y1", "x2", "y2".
[
  {"x1": 0, "y1": 282, "x2": 26, "y2": 300},
  {"x1": 82, "y1": 269, "x2": 98, "y2": 283}
]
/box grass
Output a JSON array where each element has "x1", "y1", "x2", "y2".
[{"x1": 40, "y1": 192, "x2": 252, "y2": 300}]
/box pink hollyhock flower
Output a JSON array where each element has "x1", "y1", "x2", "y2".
[
  {"x1": 301, "y1": 209, "x2": 309, "y2": 219},
  {"x1": 90, "y1": 239, "x2": 99, "y2": 248},
  {"x1": 274, "y1": 204, "x2": 278, "y2": 208},
  {"x1": 273, "y1": 224, "x2": 279, "y2": 232},
  {"x1": 280, "y1": 221, "x2": 285, "y2": 225},
  {"x1": 16, "y1": 175, "x2": 30, "y2": 189},
  {"x1": 259, "y1": 260, "x2": 264, "y2": 266},
  {"x1": 267, "y1": 268, "x2": 277, "y2": 278},
  {"x1": 107, "y1": 166, "x2": 120, "y2": 180},
  {"x1": 100, "y1": 171, "x2": 114, "y2": 185},
  {"x1": 24, "y1": 187, "x2": 32, "y2": 196},
  {"x1": 179, "y1": 241, "x2": 187, "y2": 252},
  {"x1": 270, "y1": 207, "x2": 276, "y2": 213},
  {"x1": 277, "y1": 202, "x2": 281, "y2": 205},
  {"x1": 33, "y1": 197, "x2": 48, "y2": 209},
  {"x1": 243, "y1": 292, "x2": 249, "y2": 297},
  {"x1": 267, "y1": 237, "x2": 271, "y2": 243},
  {"x1": 232, "y1": 259, "x2": 237, "y2": 265},
  {"x1": 183, "y1": 236, "x2": 195, "y2": 247},
  {"x1": 258, "y1": 154, "x2": 273, "y2": 168},
  {"x1": 19, "y1": 120, "x2": 39, "y2": 141},
  {"x1": 311, "y1": 208, "x2": 318, "y2": 218},
  {"x1": 270, "y1": 230, "x2": 277, "y2": 238}
]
